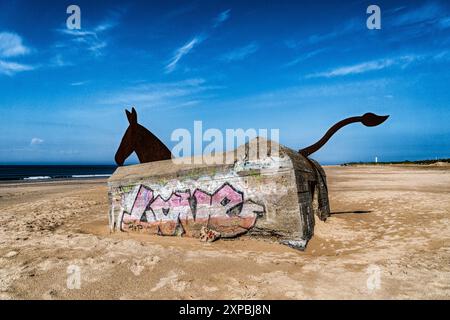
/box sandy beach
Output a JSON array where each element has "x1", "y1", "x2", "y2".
[{"x1": 0, "y1": 165, "x2": 449, "y2": 299}]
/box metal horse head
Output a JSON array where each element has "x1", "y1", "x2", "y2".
[{"x1": 114, "y1": 107, "x2": 172, "y2": 166}]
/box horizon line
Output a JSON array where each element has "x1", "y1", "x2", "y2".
[{"x1": 1, "y1": 157, "x2": 449, "y2": 167}]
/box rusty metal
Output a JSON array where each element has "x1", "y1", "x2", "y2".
[
  {"x1": 114, "y1": 107, "x2": 172, "y2": 166},
  {"x1": 299, "y1": 112, "x2": 389, "y2": 157}
]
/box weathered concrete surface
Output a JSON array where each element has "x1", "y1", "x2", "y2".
[{"x1": 108, "y1": 138, "x2": 330, "y2": 249}]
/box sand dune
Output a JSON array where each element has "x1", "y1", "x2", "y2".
[{"x1": 0, "y1": 165, "x2": 449, "y2": 299}]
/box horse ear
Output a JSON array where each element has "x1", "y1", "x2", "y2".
[
  {"x1": 131, "y1": 107, "x2": 138, "y2": 123},
  {"x1": 125, "y1": 109, "x2": 133, "y2": 124}
]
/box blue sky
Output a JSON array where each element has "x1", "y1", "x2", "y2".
[{"x1": 0, "y1": 0, "x2": 449, "y2": 164}]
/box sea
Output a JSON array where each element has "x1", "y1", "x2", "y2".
[{"x1": 0, "y1": 165, "x2": 118, "y2": 181}]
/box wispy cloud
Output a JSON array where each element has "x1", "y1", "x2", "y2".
[
  {"x1": 165, "y1": 9, "x2": 231, "y2": 73},
  {"x1": 0, "y1": 32, "x2": 31, "y2": 57},
  {"x1": 99, "y1": 78, "x2": 216, "y2": 108},
  {"x1": 0, "y1": 32, "x2": 34, "y2": 76},
  {"x1": 49, "y1": 54, "x2": 73, "y2": 68},
  {"x1": 307, "y1": 59, "x2": 396, "y2": 78},
  {"x1": 285, "y1": 19, "x2": 359, "y2": 49},
  {"x1": 209, "y1": 78, "x2": 394, "y2": 113},
  {"x1": 56, "y1": 11, "x2": 122, "y2": 58},
  {"x1": 57, "y1": 28, "x2": 108, "y2": 57},
  {"x1": 220, "y1": 42, "x2": 259, "y2": 62},
  {"x1": 94, "y1": 20, "x2": 118, "y2": 33},
  {"x1": 284, "y1": 48, "x2": 327, "y2": 68},
  {"x1": 286, "y1": 3, "x2": 449, "y2": 54},
  {"x1": 59, "y1": 29, "x2": 98, "y2": 37},
  {"x1": 0, "y1": 60, "x2": 35, "y2": 76},
  {"x1": 70, "y1": 81, "x2": 89, "y2": 86},
  {"x1": 309, "y1": 22, "x2": 356, "y2": 44},
  {"x1": 30, "y1": 137, "x2": 44, "y2": 146},
  {"x1": 384, "y1": 2, "x2": 450, "y2": 43},
  {"x1": 165, "y1": 36, "x2": 205, "y2": 73},
  {"x1": 306, "y1": 55, "x2": 425, "y2": 78},
  {"x1": 213, "y1": 9, "x2": 231, "y2": 28},
  {"x1": 390, "y1": 2, "x2": 442, "y2": 27}
]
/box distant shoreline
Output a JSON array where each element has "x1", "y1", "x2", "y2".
[
  {"x1": 0, "y1": 164, "x2": 117, "y2": 182},
  {"x1": 341, "y1": 158, "x2": 450, "y2": 166},
  {"x1": 1, "y1": 160, "x2": 449, "y2": 182},
  {"x1": 0, "y1": 177, "x2": 109, "y2": 187}
]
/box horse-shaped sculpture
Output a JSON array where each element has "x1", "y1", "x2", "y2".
[
  {"x1": 114, "y1": 107, "x2": 172, "y2": 166},
  {"x1": 111, "y1": 108, "x2": 389, "y2": 248},
  {"x1": 115, "y1": 107, "x2": 388, "y2": 166}
]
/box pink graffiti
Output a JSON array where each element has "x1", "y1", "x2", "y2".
[
  {"x1": 121, "y1": 182, "x2": 264, "y2": 238},
  {"x1": 130, "y1": 185, "x2": 153, "y2": 220}
]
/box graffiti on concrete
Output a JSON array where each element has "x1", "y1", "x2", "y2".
[{"x1": 119, "y1": 182, "x2": 265, "y2": 238}]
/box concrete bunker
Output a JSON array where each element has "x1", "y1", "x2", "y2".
[
  {"x1": 108, "y1": 109, "x2": 388, "y2": 250},
  {"x1": 108, "y1": 138, "x2": 329, "y2": 250}
]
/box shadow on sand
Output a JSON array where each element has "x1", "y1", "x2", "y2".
[{"x1": 330, "y1": 210, "x2": 372, "y2": 215}]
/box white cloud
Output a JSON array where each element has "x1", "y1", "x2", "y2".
[
  {"x1": 0, "y1": 32, "x2": 34, "y2": 76},
  {"x1": 164, "y1": 10, "x2": 232, "y2": 73},
  {"x1": 0, "y1": 32, "x2": 30, "y2": 58},
  {"x1": 88, "y1": 41, "x2": 107, "y2": 56},
  {"x1": 306, "y1": 55, "x2": 425, "y2": 78},
  {"x1": 220, "y1": 42, "x2": 259, "y2": 62},
  {"x1": 59, "y1": 29, "x2": 98, "y2": 37},
  {"x1": 58, "y1": 27, "x2": 108, "y2": 57},
  {"x1": 165, "y1": 36, "x2": 205, "y2": 73},
  {"x1": 30, "y1": 138, "x2": 44, "y2": 145},
  {"x1": 70, "y1": 81, "x2": 89, "y2": 86},
  {"x1": 308, "y1": 59, "x2": 395, "y2": 78},
  {"x1": 285, "y1": 19, "x2": 359, "y2": 49},
  {"x1": 208, "y1": 78, "x2": 395, "y2": 114},
  {"x1": 99, "y1": 78, "x2": 215, "y2": 108},
  {"x1": 433, "y1": 50, "x2": 450, "y2": 61},
  {"x1": 384, "y1": 3, "x2": 450, "y2": 43},
  {"x1": 49, "y1": 54, "x2": 73, "y2": 67},
  {"x1": 213, "y1": 9, "x2": 231, "y2": 28},
  {"x1": 56, "y1": 13, "x2": 121, "y2": 58},
  {"x1": 391, "y1": 2, "x2": 442, "y2": 27},
  {"x1": 284, "y1": 48, "x2": 327, "y2": 68},
  {"x1": 0, "y1": 60, "x2": 34, "y2": 76},
  {"x1": 264, "y1": 79, "x2": 391, "y2": 100},
  {"x1": 94, "y1": 21, "x2": 118, "y2": 32}
]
